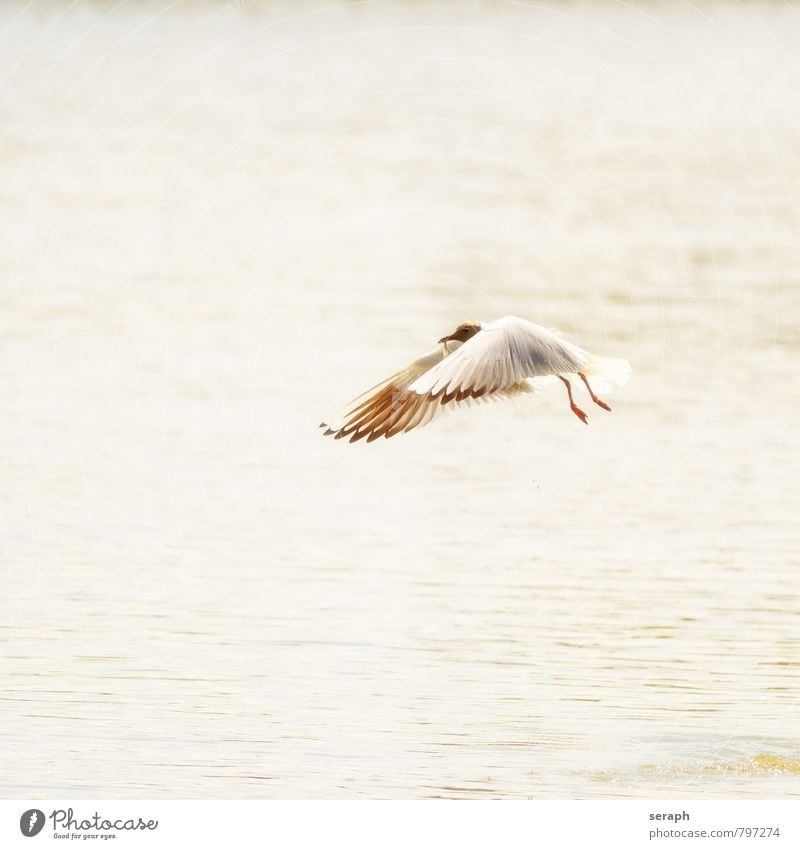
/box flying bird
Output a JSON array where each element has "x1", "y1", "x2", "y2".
[{"x1": 320, "y1": 316, "x2": 630, "y2": 443}]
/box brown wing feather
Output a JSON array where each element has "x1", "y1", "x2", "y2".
[
  {"x1": 321, "y1": 340, "x2": 534, "y2": 443},
  {"x1": 339, "y1": 386, "x2": 398, "y2": 437}
]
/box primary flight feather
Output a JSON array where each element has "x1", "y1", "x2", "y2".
[{"x1": 320, "y1": 316, "x2": 630, "y2": 443}]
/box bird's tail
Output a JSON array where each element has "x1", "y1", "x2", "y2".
[{"x1": 584, "y1": 355, "x2": 631, "y2": 390}]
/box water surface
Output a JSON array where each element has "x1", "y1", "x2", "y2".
[{"x1": 1, "y1": 0, "x2": 799, "y2": 798}]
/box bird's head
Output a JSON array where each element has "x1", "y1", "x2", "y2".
[{"x1": 438, "y1": 320, "x2": 482, "y2": 345}]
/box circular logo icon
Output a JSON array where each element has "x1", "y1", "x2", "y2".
[{"x1": 19, "y1": 809, "x2": 46, "y2": 837}]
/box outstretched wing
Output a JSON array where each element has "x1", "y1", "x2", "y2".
[
  {"x1": 320, "y1": 342, "x2": 532, "y2": 443},
  {"x1": 320, "y1": 347, "x2": 446, "y2": 443},
  {"x1": 407, "y1": 316, "x2": 589, "y2": 402}
]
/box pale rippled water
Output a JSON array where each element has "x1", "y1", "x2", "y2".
[{"x1": 1, "y1": 0, "x2": 799, "y2": 799}]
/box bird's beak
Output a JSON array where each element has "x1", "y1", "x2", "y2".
[{"x1": 438, "y1": 334, "x2": 454, "y2": 344}]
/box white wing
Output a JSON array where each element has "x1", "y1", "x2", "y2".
[
  {"x1": 321, "y1": 316, "x2": 630, "y2": 443},
  {"x1": 320, "y1": 339, "x2": 532, "y2": 443},
  {"x1": 407, "y1": 316, "x2": 590, "y2": 402}
]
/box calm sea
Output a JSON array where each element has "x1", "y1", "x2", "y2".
[{"x1": 1, "y1": 0, "x2": 798, "y2": 798}]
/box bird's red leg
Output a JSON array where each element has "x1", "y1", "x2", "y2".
[
  {"x1": 558, "y1": 375, "x2": 588, "y2": 424},
  {"x1": 578, "y1": 371, "x2": 611, "y2": 411}
]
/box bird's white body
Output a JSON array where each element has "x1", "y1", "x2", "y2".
[
  {"x1": 410, "y1": 316, "x2": 585, "y2": 397},
  {"x1": 321, "y1": 316, "x2": 630, "y2": 443}
]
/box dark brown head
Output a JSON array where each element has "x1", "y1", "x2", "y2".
[{"x1": 438, "y1": 320, "x2": 482, "y2": 345}]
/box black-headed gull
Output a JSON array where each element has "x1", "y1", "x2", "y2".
[{"x1": 321, "y1": 316, "x2": 630, "y2": 443}]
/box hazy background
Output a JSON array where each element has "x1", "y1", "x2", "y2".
[{"x1": 1, "y1": 0, "x2": 798, "y2": 798}]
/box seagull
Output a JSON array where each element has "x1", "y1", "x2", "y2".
[{"x1": 320, "y1": 315, "x2": 630, "y2": 443}]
